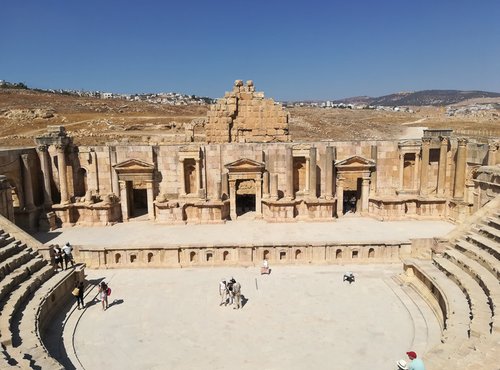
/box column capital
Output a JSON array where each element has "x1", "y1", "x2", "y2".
[
  {"x1": 439, "y1": 136, "x2": 449, "y2": 146},
  {"x1": 422, "y1": 137, "x2": 432, "y2": 145},
  {"x1": 457, "y1": 138, "x2": 468, "y2": 147},
  {"x1": 21, "y1": 153, "x2": 30, "y2": 161},
  {"x1": 36, "y1": 144, "x2": 49, "y2": 152},
  {"x1": 54, "y1": 143, "x2": 67, "y2": 152}
]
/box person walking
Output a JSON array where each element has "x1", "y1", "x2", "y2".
[
  {"x1": 98, "y1": 281, "x2": 109, "y2": 311},
  {"x1": 219, "y1": 278, "x2": 227, "y2": 306},
  {"x1": 226, "y1": 277, "x2": 236, "y2": 306},
  {"x1": 406, "y1": 351, "x2": 426, "y2": 370},
  {"x1": 62, "y1": 242, "x2": 75, "y2": 269},
  {"x1": 72, "y1": 281, "x2": 85, "y2": 309}
]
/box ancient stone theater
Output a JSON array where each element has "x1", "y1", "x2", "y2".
[{"x1": 0, "y1": 80, "x2": 498, "y2": 369}]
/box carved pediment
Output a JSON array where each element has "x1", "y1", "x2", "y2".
[
  {"x1": 225, "y1": 158, "x2": 265, "y2": 173},
  {"x1": 335, "y1": 155, "x2": 375, "y2": 169},
  {"x1": 113, "y1": 159, "x2": 155, "y2": 173}
]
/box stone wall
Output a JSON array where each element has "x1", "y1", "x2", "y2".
[{"x1": 205, "y1": 80, "x2": 290, "y2": 143}]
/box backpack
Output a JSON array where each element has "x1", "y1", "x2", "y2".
[{"x1": 106, "y1": 287, "x2": 111, "y2": 296}]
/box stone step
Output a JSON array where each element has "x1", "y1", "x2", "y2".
[
  {"x1": 443, "y1": 248, "x2": 499, "y2": 332},
  {"x1": 434, "y1": 256, "x2": 492, "y2": 338},
  {"x1": 486, "y1": 216, "x2": 500, "y2": 231},
  {"x1": 0, "y1": 248, "x2": 33, "y2": 282},
  {"x1": 406, "y1": 259, "x2": 470, "y2": 341},
  {"x1": 12, "y1": 269, "x2": 72, "y2": 370},
  {"x1": 0, "y1": 263, "x2": 54, "y2": 347},
  {"x1": 0, "y1": 241, "x2": 24, "y2": 264},
  {"x1": 455, "y1": 239, "x2": 500, "y2": 281},
  {"x1": 478, "y1": 224, "x2": 500, "y2": 242},
  {"x1": 466, "y1": 233, "x2": 500, "y2": 259},
  {"x1": 0, "y1": 257, "x2": 46, "y2": 308},
  {"x1": 0, "y1": 234, "x2": 14, "y2": 249}
]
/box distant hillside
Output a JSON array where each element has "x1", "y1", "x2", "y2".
[{"x1": 336, "y1": 90, "x2": 500, "y2": 107}]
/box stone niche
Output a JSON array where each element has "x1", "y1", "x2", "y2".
[{"x1": 205, "y1": 80, "x2": 290, "y2": 144}]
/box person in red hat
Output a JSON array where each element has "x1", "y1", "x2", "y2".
[{"x1": 406, "y1": 351, "x2": 426, "y2": 370}]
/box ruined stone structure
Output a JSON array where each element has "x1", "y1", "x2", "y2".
[{"x1": 0, "y1": 80, "x2": 499, "y2": 369}]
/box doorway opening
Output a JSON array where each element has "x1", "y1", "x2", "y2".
[
  {"x1": 236, "y1": 179, "x2": 256, "y2": 217},
  {"x1": 131, "y1": 188, "x2": 148, "y2": 218}
]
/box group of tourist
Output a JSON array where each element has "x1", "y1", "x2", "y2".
[
  {"x1": 71, "y1": 280, "x2": 111, "y2": 312},
  {"x1": 53, "y1": 242, "x2": 75, "y2": 271},
  {"x1": 397, "y1": 351, "x2": 426, "y2": 370},
  {"x1": 219, "y1": 277, "x2": 242, "y2": 309}
]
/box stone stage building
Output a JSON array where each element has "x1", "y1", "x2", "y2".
[{"x1": 1, "y1": 80, "x2": 498, "y2": 234}]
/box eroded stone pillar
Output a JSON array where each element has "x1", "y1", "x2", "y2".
[
  {"x1": 221, "y1": 173, "x2": 229, "y2": 198},
  {"x1": 324, "y1": 146, "x2": 333, "y2": 199},
  {"x1": 413, "y1": 153, "x2": 420, "y2": 190},
  {"x1": 262, "y1": 171, "x2": 269, "y2": 198},
  {"x1": 309, "y1": 147, "x2": 317, "y2": 197},
  {"x1": 56, "y1": 144, "x2": 69, "y2": 204},
  {"x1": 437, "y1": 137, "x2": 448, "y2": 196},
  {"x1": 399, "y1": 152, "x2": 405, "y2": 189},
  {"x1": 229, "y1": 180, "x2": 237, "y2": 220},
  {"x1": 119, "y1": 180, "x2": 129, "y2": 221},
  {"x1": 179, "y1": 158, "x2": 186, "y2": 195},
  {"x1": 270, "y1": 173, "x2": 278, "y2": 200},
  {"x1": 361, "y1": 176, "x2": 370, "y2": 212},
  {"x1": 285, "y1": 147, "x2": 294, "y2": 199},
  {"x1": 21, "y1": 154, "x2": 35, "y2": 210},
  {"x1": 195, "y1": 158, "x2": 201, "y2": 192},
  {"x1": 488, "y1": 141, "x2": 498, "y2": 166},
  {"x1": 336, "y1": 176, "x2": 344, "y2": 217},
  {"x1": 146, "y1": 181, "x2": 155, "y2": 221},
  {"x1": 255, "y1": 178, "x2": 262, "y2": 216},
  {"x1": 36, "y1": 145, "x2": 53, "y2": 207},
  {"x1": 453, "y1": 138, "x2": 468, "y2": 199},
  {"x1": 419, "y1": 138, "x2": 431, "y2": 196}
]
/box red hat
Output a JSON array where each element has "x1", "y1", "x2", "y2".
[{"x1": 406, "y1": 351, "x2": 417, "y2": 359}]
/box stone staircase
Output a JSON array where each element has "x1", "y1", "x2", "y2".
[
  {"x1": 0, "y1": 215, "x2": 81, "y2": 369},
  {"x1": 402, "y1": 202, "x2": 500, "y2": 369}
]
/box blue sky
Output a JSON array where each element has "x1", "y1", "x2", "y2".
[{"x1": 1, "y1": 0, "x2": 499, "y2": 100}]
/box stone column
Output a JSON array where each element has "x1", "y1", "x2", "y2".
[
  {"x1": 285, "y1": 147, "x2": 294, "y2": 199},
  {"x1": 398, "y1": 152, "x2": 405, "y2": 189},
  {"x1": 419, "y1": 138, "x2": 431, "y2": 196},
  {"x1": 146, "y1": 181, "x2": 155, "y2": 221},
  {"x1": 336, "y1": 175, "x2": 344, "y2": 217},
  {"x1": 229, "y1": 180, "x2": 237, "y2": 220},
  {"x1": 370, "y1": 145, "x2": 377, "y2": 193},
  {"x1": 195, "y1": 158, "x2": 201, "y2": 192},
  {"x1": 21, "y1": 154, "x2": 35, "y2": 210},
  {"x1": 413, "y1": 152, "x2": 420, "y2": 190},
  {"x1": 453, "y1": 138, "x2": 468, "y2": 199},
  {"x1": 36, "y1": 145, "x2": 53, "y2": 207},
  {"x1": 324, "y1": 146, "x2": 333, "y2": 199},
  {"x1": 119, "y1": 180, "x2": 129, "y2": 221},
  {"x1": 361, "y1": 176, "x2": 370, "y2": 212},
  {"x1": 488, "y1": 141, "x2": 498, "y2": 166},
  {"x1": 221, "y1": 173, "x2": 229, "y2": 198},
  {"x1": 270, "y1": 173, "x2": 278, "y2": 200},
  {"x1": 305, "y1": 157, "x2": 310, "y2": 192},
  {"x1": 437, "y1": 137, "x2": 448, "y2": 196},
  {"x1": 92, "y1": 150, "x2": 99, "y2": 193},
  {"x1": 309, "y1": 147, "x2": 317, "y2": 197},
  {"x1": 255, "y1": 177, "x2": 262, "y2": 216},
  {"x1": 262, "y1": 171, "x2": 269, "y2": 198},
  {"x1": 56, "y1": 144, "x2": 69, "y2": 204},
  {"x1": 179, "y1": 159, "x2": 186, "y2": 195}
]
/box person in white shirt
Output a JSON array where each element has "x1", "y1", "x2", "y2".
[
  {"x1": 219, "y1": 279, "x2": 227, "y2": 306},
  {"x1": 62, "y1": 242, "x2": 75, "y2": 269}
]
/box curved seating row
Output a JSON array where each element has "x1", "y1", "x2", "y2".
[
  {"x1": 0, "y1": 219, "x2": 79, "y2": 369},
  {"x1": 403, "y1": 203, "x2": 500, "y2": 369}
]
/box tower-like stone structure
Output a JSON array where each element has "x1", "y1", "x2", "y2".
[{"x1": 205, "y1": 80, "x2": 290, "y2": 143}]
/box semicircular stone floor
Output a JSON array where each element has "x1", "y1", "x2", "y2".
[{"x1": 57, "y1": 264, "x2": 441, "y2": 370}]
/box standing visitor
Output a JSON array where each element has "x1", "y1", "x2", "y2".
[
  {"x1": 53, "y1": 245, "x2": 64, "y2": 271},
  {"x1": 219, "y1": 278, "x2": 227, "y2": 306},
  {"x1": 406, "y1": 351, "x2": 426, "y2": 370},
  {"x1": 62, "y1": 242, "x2": 75, "y2": 269},
  {"x1": 98, "y1": 281, "x2": 109, "y2": 311}
]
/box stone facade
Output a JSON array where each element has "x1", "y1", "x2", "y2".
[{"x1": 0, "y1": 83, "x2": 498, "y2": 229}]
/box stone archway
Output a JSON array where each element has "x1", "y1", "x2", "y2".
[{"x1": 225, "y1": 158, "x2": 265, "y2": 220}]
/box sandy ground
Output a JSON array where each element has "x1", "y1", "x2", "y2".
[{"x1": 61, "y1": 265, "x2": 440, "y2": 370}]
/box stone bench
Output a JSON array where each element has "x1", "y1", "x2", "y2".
[
  {"x1": 0, "y1": 256, "x2": 46, "y2": 307},
  {"x1": 0, "y1": 263, "x2": 54, "y2": 347},
  {"x1": 466, "y1": 233, "x2": 500, "y2": 259},
  {"x1": 455, "y1": 239, "x2": 500, "y2": 281},
  {"x1": 0, "y1": 234, "x2": 15, "y2": 249},
  {"x1": 443, "y1": 249, "x2": 499, "y2": 333},
  {"x1": 0, "y1": 241, "x2": 24, "y2": 265},
  {"x1": 478, "y1": 224, "x2": 500, "y2": 242},
  {"x1": 434, "y1": 256, "x2": 492, "y2": 338},
  {"x1": 403, "y1": 259, "x2": 470, "y2": 342},
  {"x1": 7, "y1": 269, "x2": 73, "y2": 370},
  {"x1": 0, "y1": 247, "x2": 32, "y2": 281},
  {"x1": 486, "y1": 216, "x2": 500, "y2": 230}
]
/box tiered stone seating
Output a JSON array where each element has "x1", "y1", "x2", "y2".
[
  {"x1": 0, "y1": 223, "x2": 72, "y2": 369},
  {"x1": 403, "y1": 200, "x2": 500, "y2": 369}
]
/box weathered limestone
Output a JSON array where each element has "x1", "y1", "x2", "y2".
[
  {"x1": 453, "y1": 138, "x2": 468, "y2": 199},
  {"x1": 437, "y1": 136, "x2": 448, "y2": 196},
  {"x1": 36, "y1": 145, "x2": 53, "y2": 207},
  {"x1": 419, "y1": 137, "x2": 431, "y2": 196}
]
